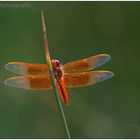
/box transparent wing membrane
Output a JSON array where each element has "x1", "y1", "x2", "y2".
[
  {"x1": 64, "y1": 70, "x2": 114, "y2": 88},
  {"x1": 4, "y1": 75, "x2": 51, "y2": 90},
  {"x1": 62, "y1": 54, "x2": 111, "y2": 72},
  {"x1": 5, "y1": 62, "x2": 48, "y2": 75}
]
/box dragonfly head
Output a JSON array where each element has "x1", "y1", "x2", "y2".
[
  {"x1": 51, "y1": 60, "x2": 61, "y2": 69},
  {"x1": 51, "y1": 59, "x2": 62, "y2": 79}
]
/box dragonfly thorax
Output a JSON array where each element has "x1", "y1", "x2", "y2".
[{"x1": 51, "y1": 60, "x2": 63, "y2": 80}]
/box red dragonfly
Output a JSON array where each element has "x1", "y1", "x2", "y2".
[{"x1": 4, "y1": 54, "x2": 114, "y2": 105}]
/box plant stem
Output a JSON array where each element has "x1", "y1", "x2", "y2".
[{"x1": 41, "y1": 10, "x2": 71, "y2": 139}]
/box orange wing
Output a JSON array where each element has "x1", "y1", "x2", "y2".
[
  {"x1": 64, "y1": 70, "x2": 114, "y2": 88},
  {"x1": 4, "y1": 75, "x2": 51, "y2": 90},
  {"x1": 4, "y1": 75, "x2": 69, "y2": 104},
  {"x1": 4, "y1": 70, "x2": 114, "y2": 89},
  {"x1": 5, "y1": 62, "x2": 48, "y2": 75},
  {"x1": 62, "y1": 54, "x2": 111, "y2": 73}
]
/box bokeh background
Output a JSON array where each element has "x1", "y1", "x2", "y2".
[{"x1": 0, "y1": 1, "x2": 140, "y2": 138}]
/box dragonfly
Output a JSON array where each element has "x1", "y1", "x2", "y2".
[{"x1": 4, "y1": 54, "x2": 114, "y2": 105}]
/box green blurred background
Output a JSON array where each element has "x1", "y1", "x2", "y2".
[{"x1": 0, "y1": 1, "x2": 140, "y2": 138}]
